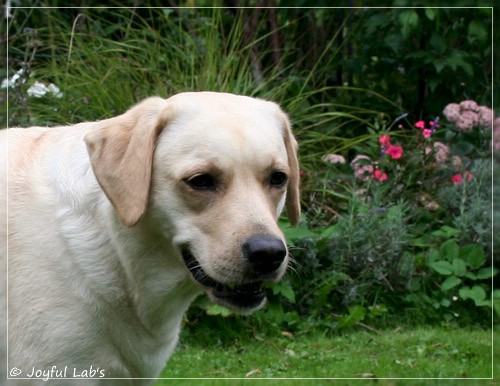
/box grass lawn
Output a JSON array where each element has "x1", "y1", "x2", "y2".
[{"x1": 152, "y1": 326, "x2": 496, "y2": 385}]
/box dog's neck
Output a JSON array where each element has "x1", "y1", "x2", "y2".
[{"x1": 104, "y1": 210, "x2": 201, "y2": 335}]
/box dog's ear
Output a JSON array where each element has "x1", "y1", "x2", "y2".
[
  {"x1": 84, "y1": 97, "x2": 172, "y2": 227},
  {"x1": 282, "y1": 116, "x2": 301, "y2": 226}
]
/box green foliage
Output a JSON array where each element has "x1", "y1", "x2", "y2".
[
  {"x1": 344, "y1": 8, "x2": 492, "y2": 116},
  {"x1": 3, "y1": 7, "x2": 493, "y2": 335},
  {"x1": 409, "y1": 238, "x2": 495, "y2": 322},
  {"x1": 258, "y1": 105, "x2": 493, "y2": 331}
]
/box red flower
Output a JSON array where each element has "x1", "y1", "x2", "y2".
[
  {"x1": 451, "y1": 174, "x2": 462, "y2": 184},
  {"x1": 386, "y1": 145, "x2": 403, "y2": 159},
  {"x1": 423, "y1": 129, "x2": 432, "y2": 138},
  {"x1": 451, "y1": 172, "x2": 473, "y2": 184},
  {"x1": 378, "y1": 135, "x2": 392, "y2": 147},
  {"x1": 415, "y1": 120, "x2": 426, "y2": 129},
  {"x1": 374, "y1": 169, "x2": 388, "y2": 182}
]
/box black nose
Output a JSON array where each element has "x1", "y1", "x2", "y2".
[{"x1": 243, "y1": 235, "x2": 287, "y2": 274}]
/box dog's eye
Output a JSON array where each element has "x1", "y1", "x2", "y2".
[
  {"x1": 269, "y1": 171, "x2": 288, "y2": 188},
  {"x1": 185, "y1": 174, "x2": 217, "y2": 190}
]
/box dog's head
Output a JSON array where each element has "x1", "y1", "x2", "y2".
[{"x1": 84, "y1": 92, "x2": 300, "y2": 313}]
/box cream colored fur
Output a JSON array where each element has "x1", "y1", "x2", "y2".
[{"x1": 0, "y1": 92, "x2": 300, "y2": 385}]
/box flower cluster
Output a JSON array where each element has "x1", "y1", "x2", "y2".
[
  {"x1": 350, "y1": 155, "x2": 374, "y2": 181},
  {"x1": 347, "y1": 135, "x2": 403, "y2": 183},
  {"x1": 415, "y1": 119, "x2": 439, "y2": 138},
  {"x1": 325, "y1": 100, "x2": 493, "y2": 189},
  {"x1": 1, "y1": 68, "x2": 63, "y2": 98},
  {"x1": 451, "y1": 172, "x2": 473, "y2": 185},
  {"x1": 323, "y1": 154, "x2": 346, "y2": 164},
  {"x1": 425, "y1": 142, "x2": 450, "y2": 164},
  {"x1": 378, "y1": 135, "x2": 403, "y2": 159},
  {"x1": 443, "y1": 100, "x2": 493, "y2": 132}
]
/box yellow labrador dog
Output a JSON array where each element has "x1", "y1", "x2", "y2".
[{"x1": 0, "y1": 92, "x2": 300, "y2": 385}]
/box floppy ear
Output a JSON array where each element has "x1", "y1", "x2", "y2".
[
  {"x1": 282, "y1": 116, "x2": 301, "y2": 226},
  {"x1": 84, "y1": 97, "x2": 171, "y2": 227}
]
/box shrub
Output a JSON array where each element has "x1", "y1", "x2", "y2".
[{"x1": 3, "y1": 7, "x2": 493, "y2": 333}]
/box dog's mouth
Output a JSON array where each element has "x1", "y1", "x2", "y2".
[{"x1": 181, "y1": 249, "x2": 266, "y2": 312}]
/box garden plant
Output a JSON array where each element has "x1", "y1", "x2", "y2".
[{"x1": 2, "y1": 3, "x2": 496, "y2": 381}]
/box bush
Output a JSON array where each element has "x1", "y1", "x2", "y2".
[{"x1": 3, "y1": 6, "x2": 494, "y2": 333}]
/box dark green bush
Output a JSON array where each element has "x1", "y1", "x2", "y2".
[{"x1": 3, "y1": 5, "x2": 494, "y2": 333}]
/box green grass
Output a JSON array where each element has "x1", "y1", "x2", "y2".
[{"x1": 152, "y1": 326, "x2": 495, "y2": 384}]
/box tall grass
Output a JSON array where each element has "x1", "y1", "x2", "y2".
[{"x1": 7, "y1": 8, "x2": 399, "y2": 165}]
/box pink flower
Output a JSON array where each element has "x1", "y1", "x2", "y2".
[
  {"x1": 451, "y1": 174, "x2": 463, "y2": 184},
  {"x1": 385, "y1": 145, "x2": 403, "y2": 159},
  {"x1": 444, "y1": 100, "x2": 493, "y2": 132},
  {"x1": 451, "y1": 172, "x2": 473, "y2": 184},
  {"x1": 355, "y1": 164, "x2": 374, "y2": 181},
  {"x1": 415, "y1": 120, "x2": 426, "y2": 129},
  {"x1": 351, "y1": 155, "x2": 372, "y2": 169},
  {"x1": 478, "y1": 106, "x2": 493, "y2": 128},
  {"x1": 374, "y1": 169, "x2": 388, "y2": 182},
  {"x1": 456, "y1": 110, "x2": 479, "y2": 132},
  {"x1": 425, "y1": 142, "x2": 449, "y2": 164},
  {"x1": 443, "y1": 103, "x2": 460, "y2": 122},
  {"x1": 378, "y1": 135, "x2": 392, "y2": 147},
  {"x1": 429, "y1": 120, "x2": 440, "y2": 129},
  {"x1": 351, "y1": 155, "x2": 374, "y2": 181},
  {"x1": 451, "y1": 156, "x2": 463, "y2": 170},
  {"x1": 423, "y1": 129, "x2": 432, "y2": 138},
  {"x1": 460, "y1": 100, "x2": 479, "y2": 112},
  {"x1": 323, "y1": 154, "x2": 346, "y2": 164}
]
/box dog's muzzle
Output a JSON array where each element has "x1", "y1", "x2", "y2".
[{"x1": 182, "y1": 235, "x2": 287, "y2": 313}]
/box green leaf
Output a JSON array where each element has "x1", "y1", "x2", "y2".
[
  {"x1": 429, "y1": 260, "x2": 453, "y2": 275},
  {"x1": 409, "y1": 277, "x2": 421, "y2": 291},
  {"x1": 454, "y1": 141, "x2": 476, "y2": 156},
  {"x1": 431, "y1": 226, "x2": 459, "y2": 239},
  {"x1": 430, "y1": 33, "x2": 446, "y2": 55},
  {"x1": 433, "y1": 59, "x2": 447, "y2": 74},
  {"x1": 272, "y1": 282, "x2": 296, "y2": 303},
  {"x1": 459, "y1": 285, "x2": 487, "y2": 306},
  {"x1": 440, "y1": 240, "x2": 459, "y2": 261},
  {"x1": 460, "y1": 245, "x2": 485, "y2": 269},
  {"x1": 398, "y1": 10, "x2": 419, "y2": 38},
  {"x1": 441, "y1": 275, "x2": 462, "y2": 291},
  {"x1": 337, "y1": 305, "x2": 366, "y2": 329},
  {"x1": 206, "y1": 304, "x2": 232, "y2": 317},
  {"x1": 476, "y1": 266, "x2": 497, "y2": 280},
  {"x1": 280, "y1": 220, "x2": 317, "y2": 245},
  {"x1": 424, "y1": 8, "x2": 437, "y2": 20},
  {"x1": 368, "y1": 304, "x2": 388, "y2": 317},
  {"x1": 320, "y1": 224, "x2": 337, "y2": 239},
  {"x1": 446, "y1": 50, "x2": 473, "y2": 76},
  {"x1": 468, "y1": 20, "x2": 487, "y2": 43},
  {"x1": 440, "y1": 298, "x2": 451, "y2": 307},
  {"x1": 428, "y1": 248, "x2": 441, "y2": 263},
  {"x1": 452, "y1": 258, "x2": 467, "y2": 277},
  {"x1": 412, "y1": 237, "x2": 432, "y2": 247}
]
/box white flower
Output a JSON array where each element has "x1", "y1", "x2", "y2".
[
  {"x1": 1, "y1": 68, "x2": 25, "y2": 89},
  {"x1": 27, "y1": 81, "x2": 63, "y2": 98},
  {"x1": 323, "y1": 154, "x2": 346, "y2": 164}
]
